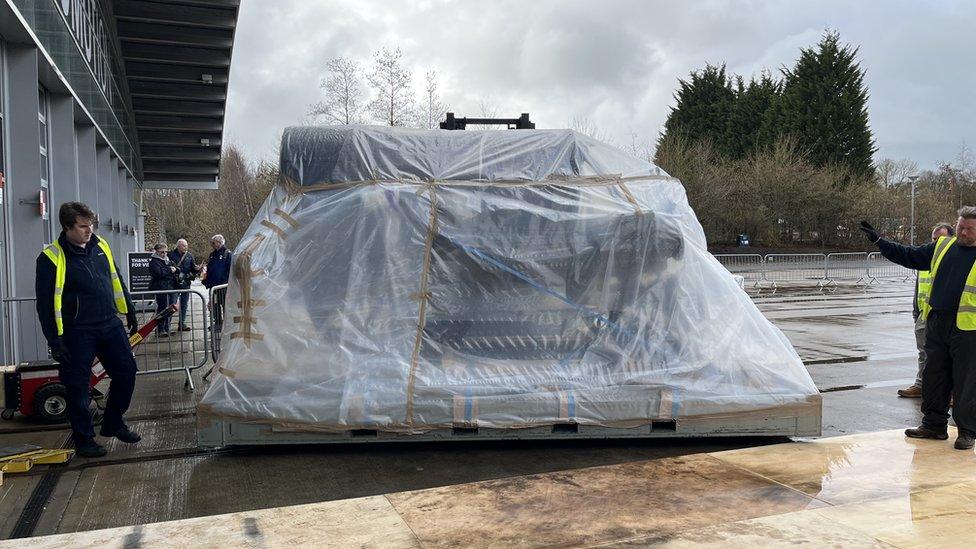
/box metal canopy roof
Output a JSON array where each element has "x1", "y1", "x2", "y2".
[{"x1": 112, "y1": 0, "x2": 240, "y2": 189}]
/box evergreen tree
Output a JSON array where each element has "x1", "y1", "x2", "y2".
[
  {"x1": 778, "y1": 31, "x2": 876, "y2": 178},
  {"x1": 724, "y1": 72, "x2": 782, "y2": 158},
  {"x1": 658, "y1": 64, "x2": 736, "y2": 156}
]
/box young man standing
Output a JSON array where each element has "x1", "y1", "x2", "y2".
[{"x1": 35, "y1": 202, "x2": 142, "y2": 458}]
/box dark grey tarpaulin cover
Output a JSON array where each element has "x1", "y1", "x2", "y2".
[{"x1": 198, "y1": 125, "x2": 818, "y2": 432}]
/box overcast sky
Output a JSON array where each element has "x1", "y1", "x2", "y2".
[{"x1": 222, "y1": 0, "x2": 976, "y2": 171}]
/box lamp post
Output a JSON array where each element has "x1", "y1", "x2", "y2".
[{"x1": 908, "y1": 175, "x2": 919, "y2": 246}]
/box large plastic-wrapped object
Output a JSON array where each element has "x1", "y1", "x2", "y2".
[{"x1": 198, "y1": 126, "x2": 819, "y2": 433}]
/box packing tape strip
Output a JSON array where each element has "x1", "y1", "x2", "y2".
[
  {"x1": 273, "y1": 208, "x2": 301, "y2": 229},
  {"x1": 617, "y1": 181, "x2": 644, "y2": 215},
  {"x1": 346, "y1": 394, "x2": 365, "y2": 424},
  {"x1": 658, "y1": 388, "x2": 681, "y2": 419},
  {"x1": 260, "y1": 220, "x2": 288, "y2": 239},
  {"x1": 452, "y1": 392, "x2": 479, "y2": 426},
  {"x1": 558, "y1": 391, "x2": 576, "y2": 421},
  {"x1": 405, "y1": 184, "x2": 440, "y2": 426}
]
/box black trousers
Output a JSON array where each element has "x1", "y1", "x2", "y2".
[
  {"x1": 211, "y1": 286, "x2": 226, "y2": 332},
  {"x1": 155, "y1": 292, "x2": 176, "y2": 333},
  {"x1": 921, "y1": 311, "x2": 976, "y2": 436},
  {"x1": 60, "y1": 318, "x2": 138, "y2": 444}
]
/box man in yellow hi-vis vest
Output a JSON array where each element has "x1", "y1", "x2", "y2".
[
  {"x1": 861, "y1": 206, "x2": 976, "y2": 451},
  {"x1": 35, "y1": 202, "x2": 141, "y2": 458},
  {"x1": 898, "y1": 223, "x2": 954, "y2": 398}
]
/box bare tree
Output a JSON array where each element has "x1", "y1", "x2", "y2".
[
  {"x1": 466, "y1": 96, "x2": 501, "y2": 130},
  {"x1": 875, "y1": 158, "x2": 919, "y2": 188},
  {"x1": 367, "y1": 47, "x2": 414, "y2": 126},
  {"x1": 308, "y1": 57, "x2": 365, "y2": 125},
  {"x1": 570, "y1": 115, "x2": 614, "y2": 144},
  {"x1": 142, "y1": 144, "x2": 277, "y2": 254},
  {"x1": 418, "y1": 69, "x2": 448, "y2": 129},
  {"x1": 627, "y1": 130, "x2": 653, "y2": 162}
]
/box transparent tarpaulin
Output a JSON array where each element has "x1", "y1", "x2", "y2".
[{"x1": 198, "y1": 126, "x2": 818, "y2": 432}]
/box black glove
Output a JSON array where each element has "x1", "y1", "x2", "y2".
[
  {"x1": 126, "y1": 313, "x2": 139, "y2": 336},
  {"x1": 50, "y1": 338, "x2": 72, "y2": 365},
  {"x1": 859, "y1": 220, "x2": 880, "y2": 244}
]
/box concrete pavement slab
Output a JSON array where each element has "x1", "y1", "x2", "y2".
[{"x1": 15, "y1": 429, "x2": 974, "y2": 548}]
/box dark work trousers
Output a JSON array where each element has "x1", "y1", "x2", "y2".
[
  {"x1": 60, "y1": 318, "x2": 138, "y2": 444},
  {"x1": 211, "y1": 287, "x2": 226, "y2": 332},
  {"x1": 155, "y1": 292, "x2": 177, "y2": 333},
  {"x1": 177, "y1": 290, "x2": 190, "y2": 328},
  {"x1": 921, "y1": 311, "x2": 976, "y2": 436}
]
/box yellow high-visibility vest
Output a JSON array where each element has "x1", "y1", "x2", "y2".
[
  {"x1": 916, "y1": 270, "x2": 933, "y2": 316},
  {"x1": 925, "y1": 235, "x2": 976, "y2": 330},
  {"x1": 42, "y1": 237, "x2": 128, "y2": 336}
]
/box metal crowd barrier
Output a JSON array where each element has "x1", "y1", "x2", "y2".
[
  {"x1": 1, "y1": 297, "x2": 48, "y2": 365},
  {"x1": 2, "y1": 289, "x2": 209, "y2": 390},
  {"x1": 763, "y1": 253, "x2": 829, "y2": 289},
  {"x1": 713, "y1": 254, "x2": 764, "y2": 286},
  {"x1": 710, "y1": 252, "x2": 916, "y2": 292},
  {"x1": 130, "y1": 288, "x2": 210, "y2": 390},
  {"x1": 866, "y1": 252, "x2": 914, "y2": 283},
  {"x1": 208, "y1": 284, "x2": 229, "y2": 364},
  {"x1": 826, "y1": 252, "x2": 869, "y2": 285}
]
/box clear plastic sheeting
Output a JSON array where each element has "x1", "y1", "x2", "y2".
[{"x1": 198, "y1": 126, "x2": 819, "y2": 433}]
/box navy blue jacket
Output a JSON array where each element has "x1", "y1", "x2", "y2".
[
  {"x1": 35, "y1": 232, "x2": 135, "y2": 346},
  {"x1": 148, "y1": 254, "x2": 176, "y2": 291},
  {"x1": 877, "y1": 238, "x2": 976, "y2": 312},
  {"x1": 204, "y1": 246, "x2": 232, "y2": 288},
  {"x1": 167, "y1": 249, "x2": 199, "y2": 289}
]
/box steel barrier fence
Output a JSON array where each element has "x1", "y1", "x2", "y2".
[
  {"x1": 2, "y1": 288, "x2": 209, "y2": 390},
  {"x1": 208, "y1": 284, "x2": 228, "y2": 364},
  {"x1": 826, "y1": 252, "x2": 869, "y2": 285},
  {"x1": 130, "y1": 288, "x2": 209, "y2": 390},
  {"x1": 763, "y1": 253, "x2": 829, "y2": 288},
  {"x1": 709, "y1": 252, "x2": 915, "y2": 291},
  {"x1": 866, "y1": 252, "x2": 914, "y2": 282},
  {"x1": 713, "y1": 254, "x2": 764, "y2": 286},
  {"x1": 1, "y1": 297, "x2": 47, "y2": 365}
]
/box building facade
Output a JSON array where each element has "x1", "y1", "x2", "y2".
[{"x1": 1, "y1": 0, "x2": 239, "y2": 362}]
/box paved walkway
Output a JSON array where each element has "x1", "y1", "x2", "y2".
[{"x1": 8, "y1": 427, "x2": 973, "y2": 547}]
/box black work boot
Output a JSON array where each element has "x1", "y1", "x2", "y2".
[
  {"x1": 954, "y1": 432, "x2": 975, "y2": 450},
  {"x1": 100, "y1": 425, "x2": 142, "y2": 444},
  {"x1": 75, "y1": 439, "x2": 108, "y2": 458},
  {"x1": 905, "y1": 426, "x2": 949, "y2": 440}
]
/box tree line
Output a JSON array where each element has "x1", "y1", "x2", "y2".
[
  {"x1": 146, "y1": 34, "x2": 975, "y2": 255},
  {"x1": 143, "y1": 147, "x2": 278, "y2": 258},
  {"x1": 308, "y1": 47, "x2": 450, "y2": 129},
  {"x1": 655, "y1": 31, "x2": 974, "y2": 248}
]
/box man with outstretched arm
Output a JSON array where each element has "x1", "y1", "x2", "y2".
[
  {"x1": 898, "y1": 222, "x2": 954, "y2": 398},
  {"x1": 860, "y1": 207, "x2": 976, "y2": 450}
]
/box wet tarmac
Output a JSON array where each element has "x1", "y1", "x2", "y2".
[{"x1": 1, "y1": 281, "x2": 942, "y2": 543}]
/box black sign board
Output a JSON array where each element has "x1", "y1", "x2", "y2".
[{"x1": 128, "y1": 252, "x2": 153, "y2": 293}]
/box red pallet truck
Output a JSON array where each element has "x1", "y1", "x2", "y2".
[{"x1": 1, "y1": 304, "x2": 178, "y2": 423}]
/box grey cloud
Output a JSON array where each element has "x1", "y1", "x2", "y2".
[{"x1": 222, "y1": 0, "x2": 975, "y2": 170}]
